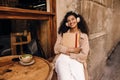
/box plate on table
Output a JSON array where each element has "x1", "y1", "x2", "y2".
[{"x1": 19, "y1": 59, "x2": 35, "y2": 66}]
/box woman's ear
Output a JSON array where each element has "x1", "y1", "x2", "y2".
[{"x1": 77, "y1": 17, "x2": 80, "y2": 23}]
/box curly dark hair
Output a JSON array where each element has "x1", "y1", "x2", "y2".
[{"x1": 58, "y1": 11, "x2": 89, "y2": 36}]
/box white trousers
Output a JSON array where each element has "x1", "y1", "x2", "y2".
[{"x1": 55, "y1": 54, "x2": 85, "y2": 80}]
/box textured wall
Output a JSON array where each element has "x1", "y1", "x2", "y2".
[
  {"x1": 56, "y1": 0, "x2": 120, "y2": 80},
  {"x1": 56, "y1": 0, "x2": 78, "y2": 32},
  {"x1": 80, "y1": 1, "x2": 113, "y2": 80}
]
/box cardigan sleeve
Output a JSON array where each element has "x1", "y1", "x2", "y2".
[
  {"x1": 70, "y1": 33, "x2": 90, "y2": 62},
  {"x1": 54, "y1": 34, "x2": 68, "y2": 54}
]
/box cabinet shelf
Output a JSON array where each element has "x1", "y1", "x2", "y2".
[{"x1": 0, "y1": 6, "x2": 55, "y2": 20}]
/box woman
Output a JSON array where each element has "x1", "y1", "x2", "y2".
[{"x1": 54, "y1": 11, "x2": 89, "y2": 80}]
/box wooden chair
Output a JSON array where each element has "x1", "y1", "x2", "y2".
[{"x1": 11, "y1": 30, "x2": 31, "y2": 55}]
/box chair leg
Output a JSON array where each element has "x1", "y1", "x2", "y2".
[{"x1": 51, "y1": 70, "x2": 57, "y2": 80}]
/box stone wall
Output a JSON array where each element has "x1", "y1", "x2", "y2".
[{"x1": 56, "y1": 0, "x2": 120, "y2": 80}]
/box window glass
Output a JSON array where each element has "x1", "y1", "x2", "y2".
[{"x1": 0, "y1": 0, "x2": 49, "y2": 11}]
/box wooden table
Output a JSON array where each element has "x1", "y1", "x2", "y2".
[{"x1": 0, "y1": 55, "x2": 53, "y2": 80}]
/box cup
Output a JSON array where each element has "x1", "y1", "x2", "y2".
[{"x1": 19, "y1": 54, "x2": 33, "y2": 63}]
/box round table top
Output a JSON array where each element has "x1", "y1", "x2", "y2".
[{"x1": 0, "y1": 55, "x2": 52, "y2": 80}]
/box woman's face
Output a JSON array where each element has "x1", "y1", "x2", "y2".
[{"x1": 67, "y1": 15, "x2": 78, "y2": 28}]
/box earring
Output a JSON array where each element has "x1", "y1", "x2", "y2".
[
  {"x1": 65, "y1": 22, "x2": 68, "y2": 26},
  {"x1": 77, "y1": 17, "x2": 80, "y2": 22}
]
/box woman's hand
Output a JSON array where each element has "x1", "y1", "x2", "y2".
[{"x1": 67, "y1": 47, "x2": 82, "y2": 54}]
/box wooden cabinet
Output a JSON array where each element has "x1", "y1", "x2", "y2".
[{"x1": 0, "y1": 0, "x2": 56, "y2": 59}]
